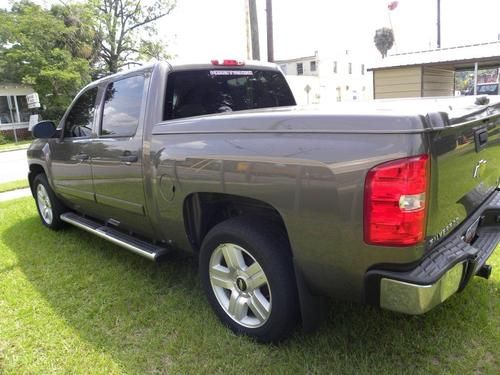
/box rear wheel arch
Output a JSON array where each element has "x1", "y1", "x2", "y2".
[{"x1": 182, "y1": 192, "x2": 292, "y2": 253}]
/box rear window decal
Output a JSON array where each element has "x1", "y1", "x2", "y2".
[{"x1": 210, "y1": 70, "x2": 254, "y2": 76}]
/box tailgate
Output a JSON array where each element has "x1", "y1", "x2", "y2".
[{"x1": 426, "y1": 105, "x2": 500, "y2": 248}]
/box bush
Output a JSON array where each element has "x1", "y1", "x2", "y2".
[{"x1": 0, "y1": 132, "x2": 9, "y2": 145}]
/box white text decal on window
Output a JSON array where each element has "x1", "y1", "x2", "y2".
[{"x1": 209, "y1": 70, "x2": 254, "y2": 76}]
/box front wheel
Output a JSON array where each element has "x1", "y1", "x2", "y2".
[
  {"x1": 199, "y1": 216, "x2": 299, "y2": 343},
  {"x1": 33, "y1": 173, "x2": 66, "y2": 230}
]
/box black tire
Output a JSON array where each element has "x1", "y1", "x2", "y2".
[
  {"x1": 33, "y1": 173, "x2": 66, "y2": 230},
  {"x1": 199, "y1": 216, "x2": 299, "y2": 343}
]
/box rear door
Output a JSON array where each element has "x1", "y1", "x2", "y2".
[
  {"x1": 50, "y1": 86, "x2": 98, "y2": 211},
  {"x1": 90, "y1": 74, "x2": 154, "y2": 237},
  {"x1": 427, "y1": 106, "x2": 500, "y2": 246}
]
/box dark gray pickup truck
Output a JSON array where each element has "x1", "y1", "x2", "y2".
[{"x1": 27, "y1": 61, "x2": 500, "y2": 342}]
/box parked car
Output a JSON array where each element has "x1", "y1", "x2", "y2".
[
  {"x1": 477, "y1": 83, "x2": 499, "y2": 95},
  {"x1": 27, "y1": 61, "x2": 500, "y2": 342},
  {"x1": 464, "y1": 83, "x2": 500, "y2": 96}
]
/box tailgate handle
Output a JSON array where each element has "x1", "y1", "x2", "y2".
[{"x1": 474, "y1": 129, "x2": 488, "y2": 152}]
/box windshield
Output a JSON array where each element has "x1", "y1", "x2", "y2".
[{"x1": 164, "y1": 69, "x2": 295, "y2": 120}]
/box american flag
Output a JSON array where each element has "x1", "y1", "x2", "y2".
[{"x1": 387, "y1": 1, "x2": 399, "y2": 11}]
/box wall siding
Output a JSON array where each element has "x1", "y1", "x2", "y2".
[
  {"x1": 422, "y1": 66, "x2": 454, "y2": 97},
  {"x1": 374, "y1": 67, "x2": 422, "y2": 99}
]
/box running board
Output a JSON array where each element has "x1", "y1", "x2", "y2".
[{"x1": 60, "y1": 212, "x2": 170, "y2": 261}]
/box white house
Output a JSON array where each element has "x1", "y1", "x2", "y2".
[
  {"x1": 0, "y1": 83, "x2": 35, "y2": 132},
  {"x1": 275, "y1": 49, "x2": 373, "y2": 105}
]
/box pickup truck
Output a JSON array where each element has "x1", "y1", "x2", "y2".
[{"x1": 28, "y1": 61, "x2": 500, "y2": 342}]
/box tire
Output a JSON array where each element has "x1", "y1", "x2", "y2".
[
  {"x1": 199, "y1": 216, "x2": 299, "y2": 343},
  {"x1": 33, "y1": 173, "x2": 66, "y2": 230}
]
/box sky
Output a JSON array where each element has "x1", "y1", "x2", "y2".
[
  {"x1": 160, "y1": 0, "x2": 500, "y2": 62},
  {"x1": 1, "y1": 0, "x2": 500, "y2": 63}
]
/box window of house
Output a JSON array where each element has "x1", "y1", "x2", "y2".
[
  {"x1": 297, "y1": 63, "x2": 304, "y2": 75},
  {"x1": 348, "y1": 62, "x2": 352, "y2": 75},
  {"x1": 336, "y1": 87, "x2": 342, "y2": 102},
  {"x1": 361, "y1": 64, "x2": 365, "y2": 75},
  {"x1": 101, "y1": 75, "x2": 145, "y2": 137},
  {"x1": 0, "y1": 96, "x2": 14, "y2": 124},
  {"x1": 16, "y1": 96, "x2": 30, "y2": 123},
  {"x1": 333, "y1": 61, "x2": 337, "y2": 74},
  {"x1": 63, "y1": 87, "x2": 98, "y2": 138},
  {"x1": 310, "y1": 61, "x2": 317, "y2": 72}
]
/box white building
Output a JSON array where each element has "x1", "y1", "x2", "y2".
[
  {"x1": 275, "y1": 49, "x2": 373, "y2": 105},
  {"x1": 0, "y1": 83, "x2": 35, "y2": 133}
]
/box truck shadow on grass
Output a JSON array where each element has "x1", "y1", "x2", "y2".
[{"x1": 2, "y1": 216, "x2": 498, "y2": 374}]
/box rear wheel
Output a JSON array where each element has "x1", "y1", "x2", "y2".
[
  {"x1": 33, "y1": 173, "x2": 66, "y2": 230},
  {"x1": 199, "y1": 216, "x2": 299, "y2": 343}
]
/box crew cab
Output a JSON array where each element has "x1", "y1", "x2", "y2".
[{"x1": 27, "y1": 61, "x2": 500, "y2": 342}]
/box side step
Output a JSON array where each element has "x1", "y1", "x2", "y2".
[{"x1": 60, "y1": 212, "x2": 170, "y2": 261}]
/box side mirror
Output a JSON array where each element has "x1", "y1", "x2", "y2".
[{"x1": 32, "y1": 121, "x2": 57, "y2": 139}]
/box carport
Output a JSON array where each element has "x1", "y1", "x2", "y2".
[{"x1": 369, "y1": 41, "x2": 500, "y2": 99}]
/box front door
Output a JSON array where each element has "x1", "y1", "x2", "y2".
[
  {"x1": 90, "y1": 74, "x2": 154, "y2": 237},
  {"x1": 50, "y1": 86, "x2": 98, "y2": 212}
]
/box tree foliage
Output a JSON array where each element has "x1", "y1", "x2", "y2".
[
  {"x1": 0, "y1": 1, "x2": 95, "y2": 119},
  {"x1": 91, "y1": 0, "x2": 175, "y2": 73},
  {"x1": 374, "y1": 27, "x2": 395, "y2": 58},
  {"x1": 0, "y1": 0, "x2": 176, "y2": 120}
]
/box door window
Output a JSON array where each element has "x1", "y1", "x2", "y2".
[
  {"x1": 63, "y1": 87, "x2": 98, "y2": 138},
  {"x1": 101, "y1": 75, "x2": 145, "y2": 137}
]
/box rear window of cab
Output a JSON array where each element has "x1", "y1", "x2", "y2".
[{"x1": 163, "y1": 69, "x2": 295, "y2": 120}]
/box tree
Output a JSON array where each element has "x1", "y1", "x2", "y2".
[
  {"x1": 0, "y1": 1, "x2": 94, "y2": 119},
  {"x1": 374, "y1": 27, "x2": 395, "y2": 58},
  {"x1": 454, "y1": 71, "x2": 472, "y2": 93},
  {"x1": 91, "y1": 0, "x2": 176, "y2": 73}
]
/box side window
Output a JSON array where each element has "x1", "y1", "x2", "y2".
[
  {"x1": 101, "y1": 75, "x2": 145, "y2": 137},
  {"x1": 64, "y1": 87, "x2": 98, "y2": 138}
]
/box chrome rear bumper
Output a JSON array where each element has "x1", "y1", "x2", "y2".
[
  {"x1": 365, "y1": 189, "x2": 500, "y2": 315},
  {"x1": 379, "y1": 262, "x2": 464, "y2": 314}
]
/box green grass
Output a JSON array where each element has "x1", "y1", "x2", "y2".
[
  {"x1": 0, "y1": 198, "x2": 498, "y2": 374},
  {"x1": 0, "y1": 139, "x2": 32, "y2": 152},
  {"x1": 0, "y1": 179, "x2": 29, "y2": 193}
]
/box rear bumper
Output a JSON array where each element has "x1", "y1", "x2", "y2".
[{"x1": 366, "y1": 189, "x2": 500, "y2": 315}]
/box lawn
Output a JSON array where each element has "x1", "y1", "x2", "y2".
[
  {"x1": 0, "y1": 179, "x2": 29, "y2": 193},
  {"x1": 0, "y1": 139, "x2": 32, "y2": 152},
  {"x1": 0, "y1": 198, "x2": 498, "y2": 374}
]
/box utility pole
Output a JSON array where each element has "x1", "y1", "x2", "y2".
[
  {"x1": 245, "y1": 1, "x2": 251, "y2": 59},
  {"x1": 437, "y1": 0, "x2": 441, "y2": 48},
  {"x1": 266, "y1": 0, "x2": 274, "y2": 62},
  {"x1": 248, "y1": 0, "x2": 260, "y2": 60}
]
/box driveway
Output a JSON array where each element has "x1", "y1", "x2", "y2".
[{"x1": 0, "y1": 149, "x2": 29, "y2": 183}]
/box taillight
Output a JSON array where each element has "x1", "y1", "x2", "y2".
[
  {"x1": 211, "y1": 59, "x2": 245, "y2": 66},
  {"x1": 364, "y1": 154, "x2": 430, "y2": 246}
]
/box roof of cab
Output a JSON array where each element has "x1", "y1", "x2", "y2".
[
  {"x1": 82, "y1": 59, "x2": 280, "y2": 90},
  {"x1": 168, "y1": 59, "x2": 280, "y2": 71}
]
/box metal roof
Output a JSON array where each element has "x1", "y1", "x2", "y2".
[
  {"x1": 274, "y1": 55, "x2": 317, "y2": 64},
  {"x1": 369, "y1": 41, "x2": 500, "y2": 70}
]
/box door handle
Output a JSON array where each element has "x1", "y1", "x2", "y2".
[
  {"x1": 75, "y1": 153, "x2": 89, "y2": 161},
  {"x1": 120, "y1": 152, "x2": 138, "y2": 164}
]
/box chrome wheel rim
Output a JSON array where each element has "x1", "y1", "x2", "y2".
[
  {"x1": 36, "y1": 184, "x2": 53, "y2": 225},
  {"x1": 209, "y1": 243, "x2": 271, "y2": 328}
]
